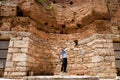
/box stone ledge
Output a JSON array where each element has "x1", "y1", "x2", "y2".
[{"x1": 23, "y1": 76, "x2": 99, "y2": 80}]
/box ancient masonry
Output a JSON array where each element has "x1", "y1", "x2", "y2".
[
  {"x1": 0, "y1": 0, "x2": 120, "y2": 80},
  {"x1": 0, "y1": 31, "x2": 119, "y2": 79}
]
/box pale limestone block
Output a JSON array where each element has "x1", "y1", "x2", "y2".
[
  {"x1": 20, "y1": 48, "x2": 28, "y2": 53},
  {"x1": 6, "y1": 53, "x2": 12, "y2": 61},
  {"x1": 18, "y1": 32, "x2": 31, "y2": 37},
  {"x1": 4, "y1": 72, "x2": 8, "y2": 75},
  {"x1": 16, "y1": 62, "x2": 27, "y2": 66},
  {"x1": 86, "y1": 63, "x2": 95, "y2": 68},
  {"x1": 105, "y1": 56, "x2": 115, "y2": 61},
  {"x1": 13, "y1": 53, "x2": 27, "y2": 61},
  {"x1": 112, "y1": 62, "x2": 116, "y2": 67},
  {"x1": 93, "y1": 67, "x2": 106, "y2": 73},
  {"x1": 94, "y1": 62, "x2": 111, "y2": 67},
  {"x1": 9, "y1": 40, "x2": 14, "y2": 47},
  {"x1": 78, "y1": 38, "x2": 91, "y2": 45},
  {"x1": 73, "y1": 48, "x2": 79, "y2": 50},
  {"x1": 86, "y1": 40, "x2": 96, "y2": 46},
  {"x1": 91, "y1": 56, "x2": 104, "y2": 62},
  {"x1": 92, "y1": 44, "x2": 104, "y2": 49},
  {"x1": 16, "y1": 67, "x2": 27, "y2": 71},
  {"x1": 14, "y1": 40, "x2": 29, "y2": 48},
  {"x1": 94, "y1": 43, "x2": 104, "y2": 48},
  {"x1": 106, "y1": 39, "x2": 112, "y2": 43},
  {"x1": 11, "y1": 37, "x2": 22, "y2": 40},
  {"x1": 109, "y1": 73, "x2": 117, "y2": 78},
  {"x1": 105, "y1": 68, "x2": 117, "y2": 73},
  {"x1": 10, "y1": 72, "x2": 26, "y2": 76},
  {"x1": 23, "y1": 37, "x2": 30, "y2": 40},
  {"x1": 85, "y1": 53, "x2": 94, "y2": 57},
  {"x1": 8, "y1": 48, "x2": 19, "y2": 53},
  {"x1": 5, "y1": 67, "x2": 15, "y2": 71},
  {"x1": 87, "y1": 39, "x2": 107, "y2": 46},
  {"x1": 95, "y1": 48, "x2": 114, "y2": 56},
  {"x1": 97, "y1": 73, "x2": 109, "y2": 78},
  {"x1": 103, "y1": 43, "x2": 113, "y2": 48},
  {"x1": 5, "y1": 62, "x2": 13, "y2": 67}
]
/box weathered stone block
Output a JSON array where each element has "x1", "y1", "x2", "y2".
[
  {"x1": 6, "y1": 53, "x2": 12, "y2": 61},
  {"x1": 13, "y1": 53, "x2": 27, "y2": 61},
  {"x1": 20, "y1": 48, "x2": 28, "y2": 53},
  {"x1": 105, "y1": 56, "x2": 115, "y2": 61},
  {"x1": 14, "y1": 40, "x2": 29, "y2": 48},
  {"x1": 16, "y1": 67, "x2": 27, "y2": 71},
  {"x1": 10, "y1": 72, "x2": 26, "y2": 76},
  {"x1": 9, "y1": 41, "x2": 14, "y2": 47},
  {"x1": 8, "y1": 48, "x2": 19, "y2": 53},
  {"x1": 5, "y1": 62, "x2": 13, "y2": 67},
  {"x1": 16, "y1": 62, "x2": 27, "y2": 66},
  {"x1": 91, "y1": 56, "x2": 104, "y2": 62}
]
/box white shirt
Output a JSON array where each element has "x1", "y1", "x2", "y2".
[{"x1": 59, "y1": 49, "x2": 67, "y2": 58}]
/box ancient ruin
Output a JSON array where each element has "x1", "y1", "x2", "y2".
[{"x1": 0, "y1": 0, "x2": 120, "y2": 79}]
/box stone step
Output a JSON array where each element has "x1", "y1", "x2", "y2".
[{"x1": 23, "y1": 76, "x2": 99, "y2": 80}]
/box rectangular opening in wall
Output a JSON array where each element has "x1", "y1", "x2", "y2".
[
  {"x1": 113, "y1": 42, "x2": 120, "y2": 76},
  {"x1": 0, "y1": 40, "x2": 9, "y2": 77}
]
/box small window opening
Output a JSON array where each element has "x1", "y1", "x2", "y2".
[
  {"x1": 51, "y1": 25, "x2": 54, "y2": 27},
  {"x1": 17, "y1": 7, "x2": 23, "y2": 17},
  {"x1": 74, "y1": 40, "x2": 78, "y2": 46},
  {"x1": 71, "y1": 19, "x2": 75, "y2": 22},
  {"x1": 118, "y1": 26, "x2": 120, "y2": 30},
  {"x1": 62, "y1": 24, "x2": 66, "y2": 28},
  {"x1": 60, "y1": 30, "x2": 65, "y2": 34},
  {"x1": 62, "y1": 6, "x2": 66, "y2": 8},
  {"x1": 2, "y1": 9, "x2": 4, "y2": 11},
  {"x1": 12, "y1": 9, "x2": 14, "y2": 11},
  {"x1": 76, "y1": 23, "x2": 81, "y2": 28},
  {"x1": 53, "y1": 0, "x2": 56, "y2": 4},
  {"x1": 70, "y1": 1, "x2": 73, "y2": 5},
  {"x1": 44, "y1": 22, "x2": 48, "y2": 26}
]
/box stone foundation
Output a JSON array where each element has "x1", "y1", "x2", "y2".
[
  {"x1": 0, "y1": 31, "x2": 119, "y2": 79},
  {"x1": 23, "y1": 76, "x2": 99, "y2": 80}
]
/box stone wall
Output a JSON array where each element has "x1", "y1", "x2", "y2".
[
  {"x1": 27, "y1": 35, "x2": 55, "y2": 75},
  {"x1": 52, "y1": 34, "x2": 118, "y2": 79},
  {"x1": 0, "y1": 31, "x2": 119, "y2": 79},
  {"x1": 3, "y1": 32, "x2": 31, "y2": 79},
  {"x1": 0, "y1": 5, "x2": 17, "y2": 17},
  {"x1": 0, "y1": 1, "x2": 17, "y2": 17}
]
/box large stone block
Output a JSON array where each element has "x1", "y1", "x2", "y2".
[
  {"x1": 13, "y1": 40, "x2": 29, "y2": 48},
  {"x1": 9, "y1": 41, "x2": 14, "y2": 48},
  {"x1": 13, "y1": 53, "x2": 27, "y2": 61},
  {"x1": 105, "y1": 56, "x2": 115, "y2": 61},
  {"x1": 8, "y1": 48, "x2": 19, "y2": 53},
  {"x1": 16, "y1": 67, "x2": 27, "y2": 71},
  {"x1": 16, "y1": 62, "x2": 27, "y2": 66},
  {"x1": 10, "y1": 72, "x2": 26, "y2": 76},
  {"x1": 5, "y1": 62, "x2": 13, "y2": 67},
  {"x1": 91, "y1": 56, "x2": 104, "y2": 62}
]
